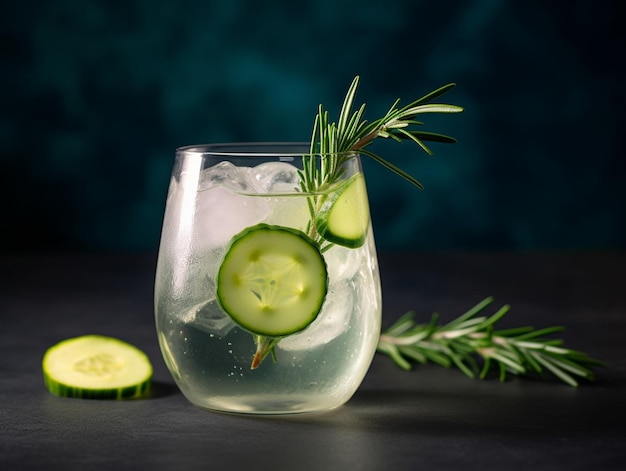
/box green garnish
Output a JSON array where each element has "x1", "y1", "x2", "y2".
[
  {"x1": 300, "y1": 75, "x2": 462, "y2": 245},
  {"x1": 307, "y1": 75, "x2": 463, "y2": 189},
  {"x1": 215, "y1": 224, "x2": 329, "y2": 369},
  {"x1": 234, "y1": 76, "x2": 463, "y2": 368},
  {"x1": 377, "y1": 297, "x2": 605, "y2": 387}
]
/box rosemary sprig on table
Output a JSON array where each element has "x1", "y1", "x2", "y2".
[{"x1": 377, "y1": 297, "x2": 605, "y2": 387}]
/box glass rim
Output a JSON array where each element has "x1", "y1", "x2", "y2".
[{"x1": 176, "y1": 142, "x2": 359, "y2": 158}]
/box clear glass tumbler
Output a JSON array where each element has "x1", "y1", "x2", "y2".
[{"x1": 154, "y1": 143, "x2": 382, "y2": 414}]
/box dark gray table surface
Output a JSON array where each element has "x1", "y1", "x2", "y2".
[{"x1": 2, "y1": 251, "x2": 625, "y2": 470}]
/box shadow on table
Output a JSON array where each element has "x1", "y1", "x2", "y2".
[
  {"x1": 148, "y1": 381, "x2": 180, "y2": 399},
  {"x1": 251, "y1": 375, "x2": 626, "y2": 439}
]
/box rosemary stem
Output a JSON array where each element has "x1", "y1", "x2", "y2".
[{"x1": 351, "y1": 129, "x2": 380, "y2": 151}]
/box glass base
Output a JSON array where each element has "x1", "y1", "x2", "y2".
[{"x1": 182, "y1": 392, "x2": 350, "y2": 416}]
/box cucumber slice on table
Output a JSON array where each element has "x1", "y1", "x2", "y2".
[
  {"x1": 42, "y1": 335, "x2": 152, "y2": 399},
  {"x1": 216, "y1": 224, "x2": 328, "y2": 337},
  {"x1": 315, "y1": 173, "x2": 370, "y2": 248}
]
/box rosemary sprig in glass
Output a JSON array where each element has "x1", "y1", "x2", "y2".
[
  {"x1": 377, "y1": 297, "x2": 605, "y2": 387},
  {"x1": 254, "y1": 76, "x2": 464, "y2": 366},
  {"x1": 299, "y1": 75, "x2": 462, "y2": 245},
  {"x1": 302, "y1": 75, "x2": 463, "y2": 193}
]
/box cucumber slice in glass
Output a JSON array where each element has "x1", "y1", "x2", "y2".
[
  {"x1": 315, "y1": 173, "x2": 370, "y2": 248},
  {"x1": 216, "y1": 224, "x2": 328, "y2": 337},
  {"x1": 42, "y1": 335, "x2": 152, "y2": 399}
]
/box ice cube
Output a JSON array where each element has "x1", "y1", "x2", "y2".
[
  {"x1": 324, "y1": 244, "x2": 362, "y2": 282},
  {"x1": 183, "y1": 298, "x2": 236, "y2": 337},
  {"x1": 261, "y1": 193, "x2": 311, "y2": 230},
  {"x1": 253, "y1": 161, "x2": 301, "y2": 193},
  {"x1": 193, "y1": 163, "x2": 270, "y2": 249},
  {"x1": 175, "y1": 246, "x2": 222, "y2": 304},
  {"x1": 192, "y1": 161, "x2": 270, "y2": 249},
  {"x1": 279, "y1": 279, "x2": 354, "y2": 351},
  {"x1": 194, "y1": 186, "x2": 269, "y2": 248},
  {"x1": 198, "y1": 161, "x2": 261, "y2": 192}
]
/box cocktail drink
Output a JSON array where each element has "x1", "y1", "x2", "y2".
[
  {"x1": 155, "y1": 143, "x2": 382, "y2": 414},
  {"x1": 155, "y1": 77, "x2": 465, "y2": 414}
]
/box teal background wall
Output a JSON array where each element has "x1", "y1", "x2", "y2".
[{"x1": 2, "y1": 0, "x2": 624, "y2": 252}]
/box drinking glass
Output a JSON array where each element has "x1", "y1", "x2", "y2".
[{"x1": 154, "y1": 143, "x2": 382, "y2": 414}]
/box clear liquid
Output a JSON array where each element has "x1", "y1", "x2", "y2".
[{"x1": 155, "y1": 167, "x2": 382, "y2": 414}]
